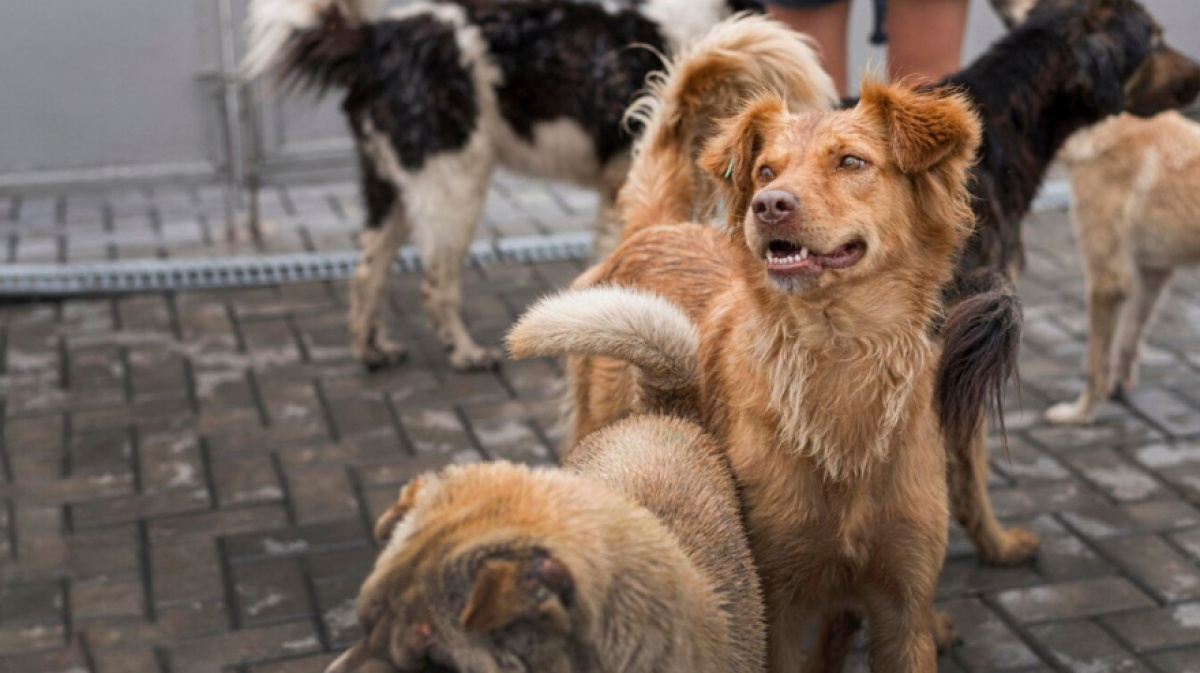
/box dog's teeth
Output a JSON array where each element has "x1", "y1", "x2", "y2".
[{"x1": 800, "y1": 247, "x2": 810, "y2": 260}]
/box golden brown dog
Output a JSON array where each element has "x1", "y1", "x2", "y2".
[
  {"x1": 327, "y1": 414, "x2": 765, "y2": 673},
  {"x1": 1046, "y1": 110, "x2": 1200, "y2": 423},
  {"x1": 508, "y1": 64, "x2": 1009, "y2": 670}
]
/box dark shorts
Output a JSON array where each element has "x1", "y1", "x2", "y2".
[{"x1": 761, "y1": 0, "x2": 889, "y2": 44}]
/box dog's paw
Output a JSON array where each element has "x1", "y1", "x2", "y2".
[
  {"x1": 1044, "y1": 400, "x2": 1092, "y2": 424},
  {"x1": 982, "y1": 527, "x2": 1040, "y2": 566},
  {"x1": 360, "y1": 340, "x2": 409, "y2": 372},
  {"x1": 1118, "y1": 373, "x2": 1139, "y2": 396},
  {"x1": 933, "y1": 610, "x2": 961, "y2": 654},
  {"x1": 449, "y1": 345, "x2": 503, "y2": 371}
]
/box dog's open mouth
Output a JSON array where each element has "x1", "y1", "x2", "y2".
[{"x1": 765, "y1": 239, "x2": 866, "y2": 276}]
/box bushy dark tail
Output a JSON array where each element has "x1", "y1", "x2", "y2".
[
  {"x1": 241, "y1": 0, "x2": 381, "y2": 93},
  {"x1": 936, "y1": 271, "x2": 1022, "y2": 450}
]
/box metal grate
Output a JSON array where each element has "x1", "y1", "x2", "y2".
[{"x1": 0, "y1": 232, "x2": 593, "y2": 296}]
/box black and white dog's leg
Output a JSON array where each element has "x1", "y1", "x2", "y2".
[
  {"x1": 349, "y1": 172, "x2": 410, "y2": 370},
  {"x1": 409, "y1": 138, "x2": 501, "y2": 371}
]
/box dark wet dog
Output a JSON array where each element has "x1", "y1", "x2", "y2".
[{"x1": 932, "y1": 0, "x2": 1200, "y2": 567}]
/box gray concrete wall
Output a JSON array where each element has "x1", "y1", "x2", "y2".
[
  {"x1": 0, "y1": 1, "x2": 224, "y2": 184},
  {"x1": 0, "y1": 0, "x2": 1196, "y2": 186}
]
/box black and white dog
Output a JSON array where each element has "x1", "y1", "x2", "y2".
[{"x1": 244, "y1": 0, "x2": 817, "y2": 370}]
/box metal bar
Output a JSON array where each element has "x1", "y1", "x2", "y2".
[
  {"x1": 0, "y1": 232, "x2": 593, "y2": 297},
  {"x1": 215, "y1": 0, "x2": 247, "y2": 240}
]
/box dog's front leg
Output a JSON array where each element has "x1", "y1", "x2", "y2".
[
  {"x1": 803, "y1": 610, "x2": 861, "y2": 673},
  {"x1": 947, "y1": 423, "x2": 1040, "y2": 565},
  {"x1": 767, "y1": 602, "x2": 811, "y2": 673},
  {"x1": 1111, "y1": 267, "x2": 1172, "y2": 397},
  {"x1": 862, "y1": 590, "x2": 937, "y2": 673}
]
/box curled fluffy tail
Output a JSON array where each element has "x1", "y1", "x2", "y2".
[
  {"x1": 936, "y1": 272, "x2": 1023, "y2": 450},
  {"x1": 242, "y1": 0, "x2": 382, "y2": 90},
  {"x1": 507, "y1": 287, "x2": 700, "y2": 414},
  {"x1": 619, "y1": 13, "x2": 837, "y2": 237}
]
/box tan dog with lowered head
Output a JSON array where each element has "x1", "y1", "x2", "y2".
[
  {"x1": 327, "y1": 413, "x2": 764, "y2": 673},
  {"x1": 509, "y1": 36, "x2": 1022, "y2": 669}
]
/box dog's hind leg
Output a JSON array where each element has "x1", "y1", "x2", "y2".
[
  {"x1": 348, "y1": 156, "x2": 411, "y2": 370},
  {"x1": 408, "y1": 139, "x2": 501, "y2": 371},
  {"x1": 1112, "y1": 266, "x2": 1172, "y2": 396},
  {"x1": 1045, "y1": 256, "x2": 1133, "y2": 423},
  {"x1": 948, "y1": 425, "x2": 1040, "y2": 565}
]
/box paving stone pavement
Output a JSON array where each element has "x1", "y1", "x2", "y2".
[
  {"x1": 2, "y1": 178, "x2": 1200, "y2": 672},
  {"x1": 0, "y1": 171, "x2": 601, "y2": 263}
]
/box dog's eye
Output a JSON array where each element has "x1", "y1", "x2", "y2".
[
  {"x1": 839, "y1": 155, "x2": 866, "y2": 170},
  {"x1": 758, "y1": 165, "x2": 776, "y2": 182}
]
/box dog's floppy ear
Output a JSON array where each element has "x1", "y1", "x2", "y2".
[
  {"x1": 698, "y1": 93, "x2": 787, "y2": 224},
  {"x1": 374, "y1": 476, "x2": 428, "y2": 542},
  {"x1": 461, "y1": 552, "x2": 574, "y2": 633},
  {"x1": 858, "y1": 79, "x2": 981, "y2": 174}
]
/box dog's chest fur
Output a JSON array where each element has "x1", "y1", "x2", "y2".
[{"x1": 697, "y1": 291, "x2": 946, "y2": 599}]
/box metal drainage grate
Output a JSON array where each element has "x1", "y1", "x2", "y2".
[{"x1": 0, "y1": 232, "x2": 594, "y2": 296}]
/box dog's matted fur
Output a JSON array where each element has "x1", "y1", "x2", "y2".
[
  {"x1": 242, "y1": 0, "x2": 774, "y2": 371},
  {"x1": 326, "y1": 414, "x2": 764, "y2": 673},
  {"x1": 1043, "y1": 110, "x2": 1200, "y2": 423},
  {"x1": 508, "y1": 18, "x2": 1006, "y2": 667}
]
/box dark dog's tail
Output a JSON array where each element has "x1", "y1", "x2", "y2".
[
  {"x1": 242, "y1": 0, "x2": 381, "y2": 93},
  {"x1": 936, "y1": 272, "x2": 1023, "y2": 450}
]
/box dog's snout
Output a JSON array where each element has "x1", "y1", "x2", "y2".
[{"x1": 752, "y1": 190, "x2": 799, "y2": 225}]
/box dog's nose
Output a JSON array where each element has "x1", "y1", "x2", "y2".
[{"x1": 751, "y1": 190, "x2": 799, "y2": 225}]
